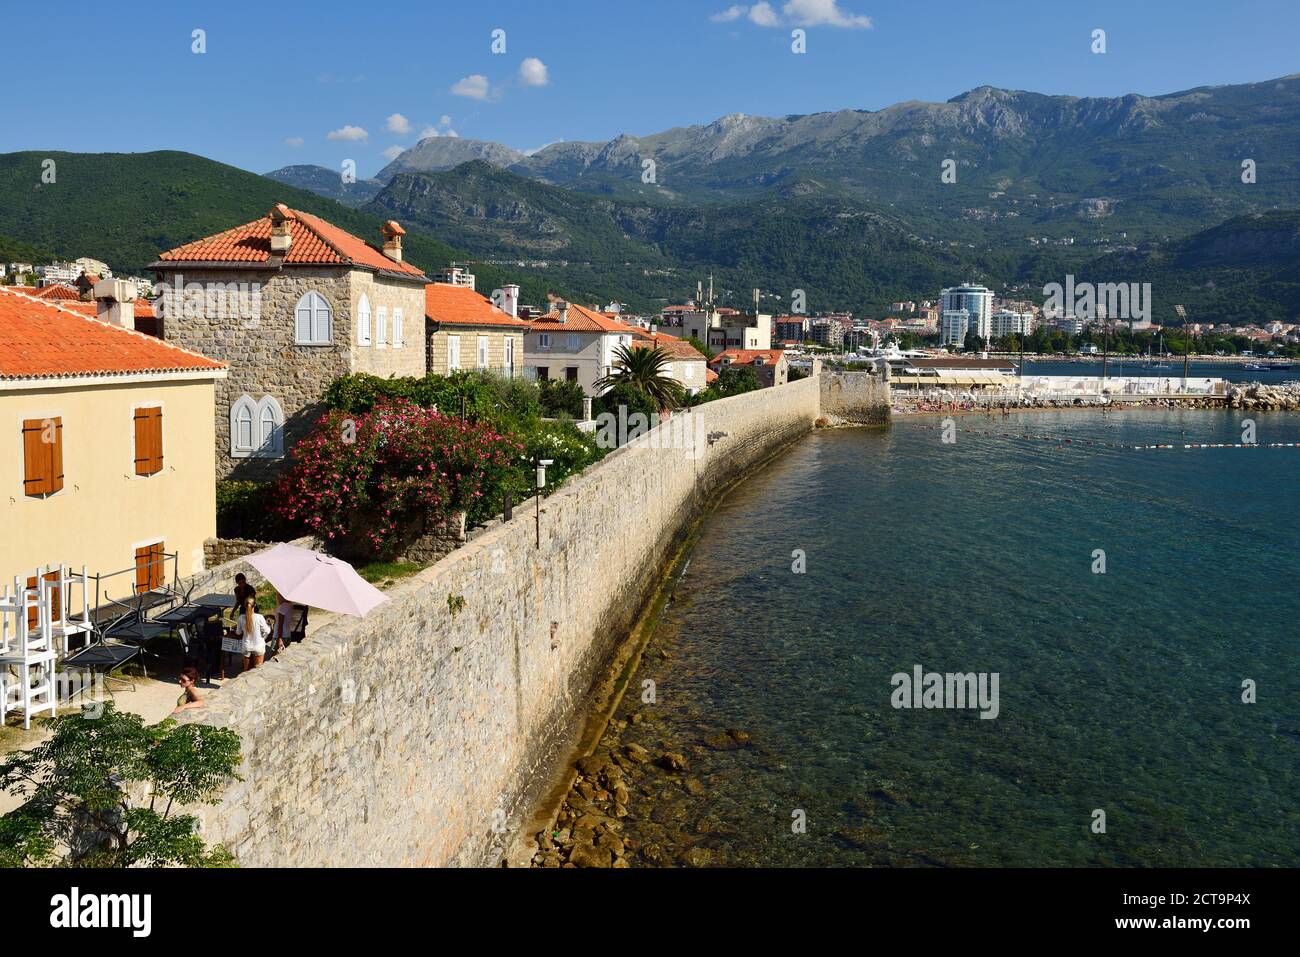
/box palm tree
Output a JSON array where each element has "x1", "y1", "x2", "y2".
[{"x1": 595, "y1": 344, "x2": 684, "y2": 410}]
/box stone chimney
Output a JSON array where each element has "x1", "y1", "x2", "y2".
[
  {"x1": 557, "y1": 301, "x2": 568, "y2": 324},
  {"x1": 93, "y1": 278, "x2": 137, "y2": 328},
  {"x1": 269, "y1": 204, "x2": 293, "y2": 255},
  {"x1": 501, "y1": 284, "x2": 519, "y2": 319},
  {"x1": 381, "y1": 220, "x2": 405, "y2": 263}
]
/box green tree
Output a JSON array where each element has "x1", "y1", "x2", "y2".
[
  {"x1": 0, "y1": 703, "x2": 241, "y2": 867},
  {"x1": 594, "y1": 345, "x2": 684, "y2": 410},
  {"x1": 685, "y1": 336, "x2": 715, "y2": 361}
]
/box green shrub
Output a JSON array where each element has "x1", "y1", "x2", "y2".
[
  {"x1": 539, "y1": 378, "x2": 586, "y2": 418},
  {"x1": 215, "y1": 480, "x2": 285, "y2": 541}
]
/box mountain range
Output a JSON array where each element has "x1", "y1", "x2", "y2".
[
  {"x1": 3, "y1": 75, "x2": 1299, "y2": 325},
  {"x1": 277, "y1": 74, "x2": 1300, "y2": 246}
]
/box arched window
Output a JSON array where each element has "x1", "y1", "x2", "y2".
[
  {"x1": 256, "y1": 396, "x2": 284, "y2": 457},
  {"x1": 356, "y1": 294, "x2": 372, "y2": 346},
  {"x1": 230, "y1": 395, "x2": 257, "y2": 457},
  {"x1": 294, "y1": 291, "x2": 332, "y2": 345}
]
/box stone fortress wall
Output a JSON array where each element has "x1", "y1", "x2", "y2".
[{"x1": 181, "y1": 373, "x2": 886, "y2": 866}]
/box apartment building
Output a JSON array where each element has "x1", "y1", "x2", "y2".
[
  {"x1": 708, "y1": 348, "x2": 789, "y2": 389},
  {"x1": 523, "y1": 302, "x2": 640, "y2": 396}
]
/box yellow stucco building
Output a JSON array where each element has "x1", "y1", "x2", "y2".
[{"x1": 0, "y1": 287, "x2": 225, "y2": 593}]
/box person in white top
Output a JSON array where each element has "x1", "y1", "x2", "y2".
[{"x1": 235, "y1": 597, "x2": 271, "y2": 670}]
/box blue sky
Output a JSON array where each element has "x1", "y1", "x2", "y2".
[{"x1": 2, "y1": 0, "x2": 1296, "y2": 177}]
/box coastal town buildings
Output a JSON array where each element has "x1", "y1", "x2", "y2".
[
  {"x1": 0, "y1": 286, "x2": 225, "y2": 588},
  {"x1": 709, "y1": 348, "x2": 789, "y2": 388},
  {"x1": 523, "y1": 301, "x2": 639, "y2": 395},
  {"x1": 991, "y1": 308, "x2": 1035, "y2": 338},
  {"x1": 635, "y1": 329, "x2": 710, "y2": 395},
  {"x1": 151, "y1": 205, "x2": 429, "y2": 479},
  {"x1": 681, "y1": 306, "x2": 773, "y2": 352},
  {"x1": 425, "y1": 281, "x2": 528, "y2": 377}
]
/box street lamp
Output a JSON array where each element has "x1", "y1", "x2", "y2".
[{"x1": 534, "y1": 458, "x2": 554, "y2": 549}]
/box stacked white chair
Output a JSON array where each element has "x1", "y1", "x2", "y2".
[{"x1": 0, "y1": 576, "x2": 59, "y2": 730}]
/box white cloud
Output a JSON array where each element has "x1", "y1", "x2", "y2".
[
  {"x1": 419, "y1": 126, "x2": 440, "y2": 140},
  {"x1": 445, "y1": 130, "x2": 460, "y2": 138},
  {"x1": 783, "y1": 0, "x2": 872, "y2": 28},
  {"x1": 439, "y1": 115, "x2": 452, "y2": 127},
  {"x1": 519, "y1": 57, "x2": 549, "y2": 87},
  {"x1": 451, "y1": 74, "x2": 490, "y2": 100},
  {"x1": 283, "y1": 136, "x2": 304, "y2": 147},
  {"x1": 710, "y1": 0, "x2": 872, "y2": 29},
  {"x1": 382, "y1": 145, "x2": 405, "y2": 161},
  {"x1": 385, "y1": 113, "x2": 411, "y2": 134},
  {"x1": 327, "y1": 125, "x2": 369, "y2": 142}
]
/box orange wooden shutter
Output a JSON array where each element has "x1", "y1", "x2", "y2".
[
  {"x1": 135, "y1": 544, "x2": 163, "y2": 593},
  {"x1": 21, "y1": 417, "x2": 62, "y2": 496},
  {"x1": 133, "y1": 407, "x2": 163, "y2": 476}
]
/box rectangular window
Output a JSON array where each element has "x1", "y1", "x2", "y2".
[
  {"x1": 565, "y1": 367, "x2": 579, "y2": 382},
  {"x1": 133, "y1": 406, "x2": 163, "y2": 476},
  {"x1": 135, "y1": 542, "x2": 165, "y2": 594},
  {"x1": 376, "y1": 307, "x2": 388, "y2": 347},
  {"x1": 566, "y1": 333, "x2": 580, "y2": 351},
  {"x1": 477, "y1": 335, "x2": 489, "y2": 369},
  {"x1": 504, "y1": 337, "x2": 515, "y2": 377},
  {"x1": 393, "y1": 308, "x2": 404, "y2": 347},
  {"x1": 22, "y1": 417, "x2": 63, "y2": 497},
  {"x1": 538, "y1": 333, "x2": 551, "y2": 349},
  {"x1": 447, "y1": 335, "x2": 461, "y2": 371},
  {"x1": 536, "y1": 366, "x2": 549, "y2": 381}
]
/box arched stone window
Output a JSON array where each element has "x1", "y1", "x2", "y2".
[
  {"x1": 294, "y1": 291, "x2": 332, "y2": 344},
  {"x1": 230, "y1": 395, "x2": 257, "y2": 457},
  {"x1": 257, "y1": 395, "x2": 285, "y2": 457},
  {"x1": 230, "y1": 394, "x2": 284, "y2": 458}
]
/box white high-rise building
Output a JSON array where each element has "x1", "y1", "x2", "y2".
[
  {"x1": 940, "y1": 310, "x2": 970, "y2": 346},
  {"x1": 941, "y1": 284, "x2": 994, "y2": 342},
  {"x1": 991, "y1": 309, "x2": 1035, "y2": 338}
]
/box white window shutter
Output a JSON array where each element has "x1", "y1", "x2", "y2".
[{"x1": 393, "y1": 308, "x2": 404, "y2": 347}]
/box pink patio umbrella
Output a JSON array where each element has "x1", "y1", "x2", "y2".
[{"x1": 244, "y1": 543, "x2": 387, "y2": 618}]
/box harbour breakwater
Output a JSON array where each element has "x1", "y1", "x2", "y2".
[{"x1": 177, "y1": 373, "x2": 888, "y2": 866}]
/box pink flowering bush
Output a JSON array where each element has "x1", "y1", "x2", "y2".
[{"x1": 275, "y1": 399, "x2": 523, "y2": 560}]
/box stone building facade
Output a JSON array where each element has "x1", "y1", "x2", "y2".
[
  {"x1": 152, "y1": 206, "x2": 429, "y2": 479},
  {"x1": 424, "y1": 281, "x2": 528, "y2": 378}
]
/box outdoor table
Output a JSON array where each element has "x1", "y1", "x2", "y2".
[{"x1": 193, "y1": 593, "x2": 237, "y2": 610}]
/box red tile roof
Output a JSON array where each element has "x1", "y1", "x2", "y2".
[
  {"x1": 0, "y1": 287, "x2": 225, "y2": 381},
  {"x1": 155, "y1": 206, "x2": 427, "y2": 278},
  {"x1": 425, "y1": 282, "x2": 528, "y2": 329},
  {"x1": 32, "y1": 284, "x2": 81, "y2": 301},
  {"x1": 709, "y1": 348, "x2": 786, "y2": 367},
  {"x1": 29, "y1": 296, "x2": 157, "y2": 320},
  {"x1": 632, "y1": 330, "x2": 709, "y2": 362},
  {"x1": 528, "y1": 302, "x2": 641, "y2": 334}
]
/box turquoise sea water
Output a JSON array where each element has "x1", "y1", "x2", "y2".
[{"x1": 613, "y1": 409, "x2": 1300, "y2": 867}]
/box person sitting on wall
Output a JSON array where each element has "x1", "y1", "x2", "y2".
[
  {"x1": 236, "y1": 596, "x2": 270, "y2": 670},
  {"x1": 172, "y1": 666, "x2": 205, "y2": 715},
  {"x1": 272, "y1": 589, "x2": 294, "y2": 654}
]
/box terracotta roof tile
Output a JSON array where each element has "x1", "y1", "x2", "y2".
[
  {"x1": 425, "y1": 283, "x2": 528, "y2": 329},
  {"x1": 528, "y1": 302, "x2": 641, "y2": 334},
  {"x1": 0, "y1": 287, "x2": 224, "y2": 381},
  {"x1": 32, "y1": 284, "x2": 81, "y2": 301},
  {"x1": 709, "y1": 348, "x2": 787, "y2": 367},
  {"x1": 156, "y1": 206, "x2": 427, "y2": 278}
]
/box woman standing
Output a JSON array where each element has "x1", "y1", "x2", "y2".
[{"x1": 236, "y1": 596, "x2": 270, "y2": 670}]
